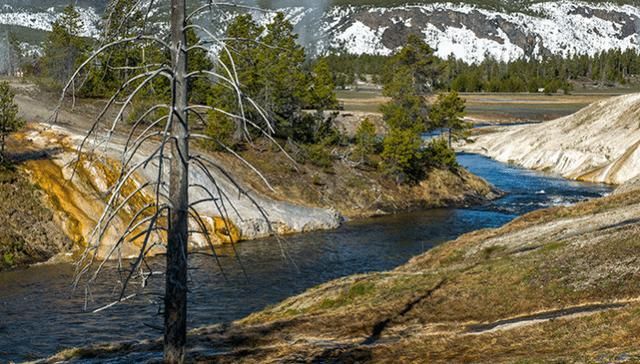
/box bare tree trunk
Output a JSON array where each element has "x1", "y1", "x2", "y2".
[{"x1": 165, "y1": 0, "x2": 189, "y2": 362}]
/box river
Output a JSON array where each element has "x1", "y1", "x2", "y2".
[{"x1": 0, "y1": 153, "x2": 612, "y2": 362}]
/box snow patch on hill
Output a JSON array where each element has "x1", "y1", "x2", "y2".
[
  {"x1": 0, "y1": 5, "x2": 99, "y2": 37},
  {"x1": 317, "y1": 1, "x2": 640, "y2": 63},
  {"x1": 335, "y1": 20, "x2": 392, "y2": 55},
  {"x1": 0, "y1": 1, "x2": 639, "y2": 63}
]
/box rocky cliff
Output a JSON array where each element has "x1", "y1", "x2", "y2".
[{"x1": 462, "y1": 93, "x2": 640, "y2": 184}]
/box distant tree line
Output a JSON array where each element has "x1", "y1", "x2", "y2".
[
  {"x1": 322, "y1": 53, "x2": 389, "y2": 88},
  {"x1": 320, "y1": 48, "x2": 640, "y2": 93}
]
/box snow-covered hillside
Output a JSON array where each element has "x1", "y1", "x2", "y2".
[
  {"x1": 279, "y1": 1, "x2": 640, "y2": 63},
  {"x1": 0, "y1": 1, "x2": 639, "y2": 63},
  {"x1": 0, "y1": 4, "x2": 99, "y2": 38}
]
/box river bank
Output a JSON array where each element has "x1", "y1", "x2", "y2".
[
  {"x1": 42, "y1": 156, "x2": 640, "y2": 363},
  {"x1": 0, "y1": 154, "x2": 611, "y2": 362},
  {"x1": 0, "y1": 79, "x2": 497, "y2": 266},
  {"x1": 461, "y1": 93, "x2": 640, "y2": 185}
]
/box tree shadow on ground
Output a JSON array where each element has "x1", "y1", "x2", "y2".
[{"x1": 6, "y1": 147, "x2": 63, "y2": 164}]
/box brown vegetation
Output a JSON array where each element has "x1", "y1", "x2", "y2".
[
  {"x1": 0, "y1": 164, "x2": 71, "y2": 270},
  {"x1": 217, "y1": 138, "x2": 498, "y2": 218}
]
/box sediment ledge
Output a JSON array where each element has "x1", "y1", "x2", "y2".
[
  {"x1": 461, "y1": 93, "x2": 640, "y2": 185},
  {"x1": 9, "y1": 123, "x2": 341, "y2": 259}
]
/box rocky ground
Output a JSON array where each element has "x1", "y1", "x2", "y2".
[
  {"x1": 461, "y1": 93, "x2": 640, "y2": 184},
  {"x1": 0, "y1": 164, "x2": 70, "y2": 271},
  {"x1": 44, "y1": 172, "x2": 640, "y2": 363}
]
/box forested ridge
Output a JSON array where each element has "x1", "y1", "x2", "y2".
[{"x1": 324, "y1": 48, "x2": 640, "y2": 93}]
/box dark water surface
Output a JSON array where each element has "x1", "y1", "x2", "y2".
[{"x1": 0, "y1": 154, "x2": 612, "y2": 362}]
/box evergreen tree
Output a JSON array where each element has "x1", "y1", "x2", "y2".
[
  {"x1": 429, "y1": 91, "x2": 469, "y2": 147},
  {"x1": 381, "y1": 128, "x2": 423, "y2": 181},
  {"x1": 208, "y1": 14, "x2": 264, "y2": 144},
  {"x1": 258, "y1": 13, "x2": 310, "y2": 140},
  {"x1": 92, "y1": 0, "x2": 146, "y2": 94},
  {"x1": 207, "y1": 13, "x2": 336, "y2": 146},
  {"x1": 353, "y1": 118, "x2": 377, "y2": 164},
  {"x1": 82, "y1": 0, "x2": 168, "y2": 99},
  {"x1": 0, "y1": 81, "x2": 21, "y2": 161},
  {"x1": 6, "y1": 32, "x2": 22, "y2": 76},
  {"x1": 382, "y1": 34, "x2": 440, "y2": 95},
  {"x1": 308, "y1": 58, "x2": 338, "y2": 110},
  {"x1": 185, "y1": 26, "x2": 214, "y2": 104},
  {"x1": 380, "y1": 37, "x2": 438, "y2": 183},
  {"x1": 41, "y1": 5, "x2": 88, "y2": 88}
]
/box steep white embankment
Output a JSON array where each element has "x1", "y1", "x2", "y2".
[
  {"x1": 17, "y1": 120, "x2": 341, "y2": 259},
  {"x1": 462, "y1": 93, "x2": 640, "y2": 184},
  {"x1": 4, "y1": 84, "x2": 340, "y2": 260}
]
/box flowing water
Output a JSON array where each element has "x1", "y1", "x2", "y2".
[{"x1": 0, "y1": 154, "x2": 612, "y2": 362}]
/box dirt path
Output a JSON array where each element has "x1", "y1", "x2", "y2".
[{"x1": 465, "y1": 302, "x2": 627, "y2": 334}]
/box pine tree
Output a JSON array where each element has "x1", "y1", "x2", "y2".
[
  {"x1": 383, "y1": 34, "x2": 440, "y2": 95},
  {"x1": 7, "y1": 32, "x2": 22, "y2": 76},
  {"x1": 258, "y1": 13, "x2": 309, "y2": 139},
  {"x1": 82, "y1": 0, "x2": 166, "y2": 98},
  {"x1": 380, "y1": 37, "x2": 438, "y2": 183},
  {"x1": 207, "y1": 13, "x2": 336, "y2": 145},
  {"x1": 353, "y1": 118, "x2": 377, "y2": 164},
  {"x1": 308, "y1": 58, "x2": 338, "y2": 110},
  {"x1": 208, "y1": 14, "x2": 264, "y2": 144},
  {"x1": 429, "y1": 91, "x2": 469, "y2": 148},
  {"x1": 41, "y1": 5, "x2": 88, "y2": 88},
  {"x1": 381, "y1": 128, "x2": 423, "y2": 181},
  {"x1": 186, "y1": 27, "x2": 214, "y2": 105},
  {"x1": 0, "y1": 81, "x2": 21, "y2": 162}
]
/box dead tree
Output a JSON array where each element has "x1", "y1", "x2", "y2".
[
  {"x1": 165, "y1": 1, "x2": 189, "y2": 360},
  {"x1": 53, "y1": 1, "x2": 283, "y2": 362}
]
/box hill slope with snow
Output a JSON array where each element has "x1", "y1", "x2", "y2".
[{"x1": 0, "y1": 0, "x2": 639, "y2": 64}]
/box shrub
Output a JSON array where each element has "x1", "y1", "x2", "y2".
[
  {"x1": 205, "y1": 112, "x2": 238, "y2": 151},
  {"x1": 381, "y1": 128, "x2": 424, "y2": 183},
  {"x1": 423, "y1": 138, "x2": 458, "y2": 169},
  {"x1": 305, "y1": 143, "x2": 333, "y2": 169}
]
